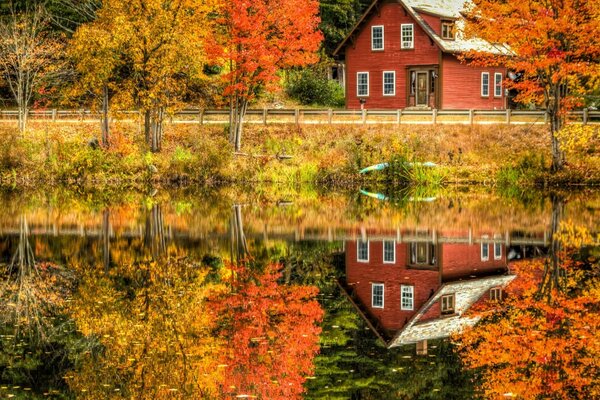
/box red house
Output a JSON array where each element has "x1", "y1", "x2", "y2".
[
  {"x1": 339, "y1": 230, "x2": 516, "y2": 348},
  {"x1": 333, "y1": 0, "x2": 510, "y2": 110}
]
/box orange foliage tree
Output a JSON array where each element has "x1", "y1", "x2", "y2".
[
  {"x1": 463, "y1": 0, "x2": 600, "y2": 171},
  {"x1": 208, "y1": 263, "x2": 324, "y2": 399},
  {"x1": 208, "y1": 0, "x2": 322, "y2": 151},
  {"x1": 456, "y1": 224, "x2": 599, "y2": 399}
]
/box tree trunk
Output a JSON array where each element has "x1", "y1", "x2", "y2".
[
  {"x1": 144, "y1": 109, "x2": 151, "y2": 145},
  {"x1": 100, "y1": 85, "x2": 110, "y2": 148},
  {"x1": 102, "y1": 208, "x2": 110, "y2": 273},
  {"x1": 229, "y1": 97, "x2": 248, "y2": 152},
  {"x1": 143, "y1": 107, "x2": 164, "y2": 153},
  {"x1": 538, "y1": 195, "x2": 564, "y2": 303},
  {"x1": 550, "y1": 111, "x2": 565, "y2": 172}
]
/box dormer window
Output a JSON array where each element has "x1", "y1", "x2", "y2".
[{"x1": 441, "y1": 21, "x2": 455, "y2": 40}]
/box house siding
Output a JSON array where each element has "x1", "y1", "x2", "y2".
[
  {"x1": 441, "y1": 54, "x2": 507, "y2": 109},
  {"x1": 345, "y1": 2, "x2": 439, "y2": 109},
  {"x1": 341, "y1": 2, "x2": 508, "y2": 110}
]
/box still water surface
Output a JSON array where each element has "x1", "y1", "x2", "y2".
[{"x1": 0, "y1": 188, "x2": 598, "y2": 399}]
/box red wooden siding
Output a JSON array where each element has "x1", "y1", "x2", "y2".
[
  {"x1": 441, "y1": 54, "x2": 507, "y2": 109},
  {"x1": 341, "y1": 2, "x2": 508, "y2": 110},
  {"x1": 346, "y1": 241, "x2": 439, "y2": 331},
  {"x1": 344, "y1": 2, "x2": 440, "y2": 109}
]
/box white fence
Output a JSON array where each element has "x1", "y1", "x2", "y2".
[{"x1": 1, "y1": 108, "x2": 599, "y2": 126}]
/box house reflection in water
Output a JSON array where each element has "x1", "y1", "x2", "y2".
[{"x1": 338, "y1": 230, "x2": 516, "y2": 351}]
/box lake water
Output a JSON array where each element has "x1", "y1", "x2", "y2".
[{"x1": 0, "y1": 187, "x2": 598, "y2": 399}]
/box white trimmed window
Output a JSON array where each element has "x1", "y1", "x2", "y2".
[
  {"x1": 357, "y1": 72, "x2": 369, "y2": 97},
  {"x1": 383, "y1": 240, "x2": 395, "y2": 263},
  {"x1": 401, "y1": 24, "x2": 414, "y2": 49},
  {"x1": 481, "y1": 235, "x2": 490, "y2": 261},
  {"x1": 371, "y1": 25, "x2": 384, "y2": 51},
  {"x1": 401, "y1": 285, "x2": 414, "y2": 310},
  {"x1": 441, "y1": 294, "x2": 455, "y2": 314},
  {"x1": 490, "y1": 287, "x2": 502, "y2": 301},
  {"x1": 494, "y1": 234, "x2": 502, "y2": 260},
  {"x1": 441, "y1": 21, "x2": 455, "y2": 40},
  {"x1": 494, "y1": 73, "x2": 503, "y2": 97},
  {"x1": 383, "y1": 71, "x2": 396, "y2": 96},
  {"x1": 481, "y1": 72, "x2": 490, "y2": 97},
  {"x1": 372, "y1": 283, "x2": 384, "y2": 308},
  {"x1": 357, "y1": 239, "x2": 369, "y2": 262}
]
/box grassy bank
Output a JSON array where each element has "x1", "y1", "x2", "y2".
[{"x1": 0, "y1": 121, "x2": 598, "y2": 188}]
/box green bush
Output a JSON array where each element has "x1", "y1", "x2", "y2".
[{"x1": 286, "y1": 69, "x2": 345, "y2": 108}]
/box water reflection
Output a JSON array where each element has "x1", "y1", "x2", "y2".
[{"x1": 0, "y1": 188, "x2": 597, "y2": 399}]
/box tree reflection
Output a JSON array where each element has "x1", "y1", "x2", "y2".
[
  {"x1": 144, "y1": 204, "x2": 167, "y2": 260},
  {"x1": 456, "y1": 197, "x2": 599, "y2": 400}
]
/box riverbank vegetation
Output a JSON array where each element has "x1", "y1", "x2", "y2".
[{"x1": 1, "y1": 123, "x2": 598, "y2": 189}]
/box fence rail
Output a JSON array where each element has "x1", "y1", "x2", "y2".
[{"x1": 1, "y1": 108, "x2": 599, "y2": 126}]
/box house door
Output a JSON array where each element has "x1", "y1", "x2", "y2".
[{"x1": 416, "y1": 72, "x2": 428, "y2": 106}]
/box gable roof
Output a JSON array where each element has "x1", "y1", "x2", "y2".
[
  {"x1": 333, "y1": 0, "x2": 510, "y2": 57},
  {"x1": 387, "y1": 274, "x2": 516, "y2": 347}
]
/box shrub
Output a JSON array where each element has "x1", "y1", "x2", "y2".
[{"x1": 285, "y1": 69, "x2": 345, "y2": 108}]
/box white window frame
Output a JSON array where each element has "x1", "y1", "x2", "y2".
[
  {"x1": 481, "y1": 235, "x2": 490, "y2": 261},
  {"x1": 371, "y1": 25, "x2": 384, "y2": 51},
  {"x1": 441, "y1": 294, "x2": 455, "y2": 314},
  {"x1": 372, "y1": 283, "x2": 384, "y2": 308},
  {"x1": 481, "y1": 72, "x2": 490, "y2": 97},
  {"x1": 383, "y1": 240, "x2": 396, "y2": 263},
  {"x1": 494, "y1": 243, "x2": 502, "y2": 260},
  {"x1": 382, "y1": 71, "x2": 396, "y2": 96},
  {"x1": 490, "y1": 287, "x2": 502, "y2": 301},
  {"x1": 401, "y1": 285, "x2": 414, "y2": 310},
  {"x1": 494, "y1": 72, "x2": 503, "y2": 97},
  {"x1": 357, "y1": 72, "x2": 369, "y2": 97},
  {"x1": 357, "y1": 239, "x2": 369, "y2": 263},
  {"x1": 401, "y1": 24, "x2": 414, "y2": 49}
]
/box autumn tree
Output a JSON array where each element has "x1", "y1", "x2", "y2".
[
  {"x1": 209, "y1": 0, "x2": 322, "y2": 152},
  {"x1": 208, "y1": 263, "x2": 323, "y2": 399},
  {"x1": 70, "y1": 0, "x2": 213, "y2": 152},
  {"x1": 67, "y1": 258, "x2": 226, "y2": 398},
  {"x1": 463, "y1": 0, "x2": 600, "y2": 172},
  {"x1": 456, "y1": 221, "x2": 600, "y2": 399},
  {"x1": 0, "y1": 3, "x2": 64, "y2": 133}
]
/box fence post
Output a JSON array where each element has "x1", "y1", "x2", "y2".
[
  {"x1": 199, "y1": 108, "x2": 204, "y2": 126},
  {"x1": 432, "y1": 109, "x2": 438, "y2": 125},
  {"x1": 505, "y1": 108, "x2": 512, "y2": 125},
  {"x1": 263, "y1": 108, "x2": 268, "y2": 125},
  {"x1": 294, "y1": 109, "x2": 300, "y2": 126},
  {"x1": 396, "y1": 109, "x2": 402, "y2": 125},
  {"x1": 544, "y1": 110, "x2": 549, "y2": 124},
  {"x1": 52, "y1": 109, "x2": 57, "y2": 122},
  {"x1": 79, "y1": 109, "x2": 85, "y2": 122},
  {"x1": 583, "y1": 108, "x2": 589, "y2": 125},
  {"x1": 328, "y1": 109, "x2": 333, "y2": 125},
  {"x1": 469, "y1": 109, "x2": 474, "y2": 126},
  {"x1": 362, "y1": 109, "x2": 367, "y2": 124}
]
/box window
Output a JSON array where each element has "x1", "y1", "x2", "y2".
[
  {"x1": 357, "y1": 72, "x2": 369, "y2": 97},
  {"x1": 357, "y1": 239, "x2": 369, "y2": 262},
  {"x1": 494, "y1": 234, "x2": 502, "y2": 260},
  {"x1": 490, "y1": 287, "x2": 502, "y2": 301},
  {"x1": 383, "y1": 71, "x2": 395, "y2": 96},
  {"x1": 383, "y1": 240, "x2": 395, "y2": 263},
  {"x1": 481, "y1": 235, "x2": 490, "y2": 261},
  {"x1": 372, "y1": 283, "x2": 384, "y2": 308},
  {"x1": 401, "y1": 285, "x2": 414, "y2": 310},
  {"x1": 494, "y1": 73, "x2": 503, "y2": 97},
  {"x1": 401, "y1": 24, "x2": 414, "y2": 49},
  {"x1": 441, "y1": 294, "x2": 455, "y2": 314},
  {"x1": 441, "y1": 21, "x2": 455, "y2": 40},
  {"x1": 410, "y1": 242, "x2": 436, "y2": 266},
  {"x1": 371, "y1": 25, "x2": 384, "y2": 51},
  {"x1": 481, "y1": 72, "x2": 490, "y2": 97}
]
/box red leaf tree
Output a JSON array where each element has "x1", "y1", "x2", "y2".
[
  {"x1": 209, "y1": 0, "x2": 322, "y2": 151},
  {"x1": 463, "y1": 0, "x2": 600, "y2": 171},
  {"x1": 209, "y1": 263, "x2": 324, "y2": 399}
]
